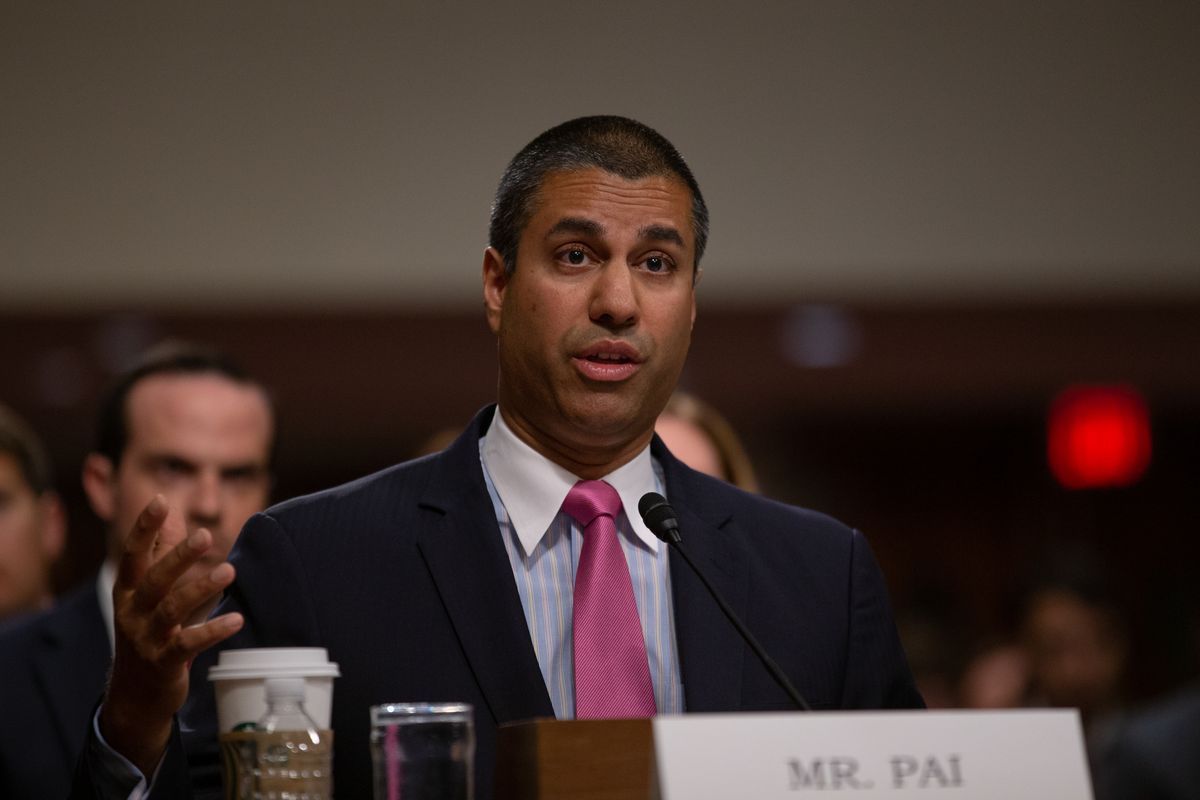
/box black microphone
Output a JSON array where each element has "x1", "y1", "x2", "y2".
[{"x1": 638, "y1": 492, "x2": 812, "y2": 712}]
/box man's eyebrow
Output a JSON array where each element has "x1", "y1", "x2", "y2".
[
  {"x1": 544, "y1": 218, "x2": 685, "y2": 249},
  {"x1": 144, "y1": 453, "x2": 197, "y2": 467},
  {"x1": 637, "y1": 224, "x2": 685, "y2": 248},
  {"x1": 221, "y1": 462, "x2": 269, "y2": 477},
  {"x1": 546, "y1": 217, "x2": 604, "y2": 239}
]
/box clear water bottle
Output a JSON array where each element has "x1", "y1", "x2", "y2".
[{"x1": 255, "y1": 677, "x2": 333, "y2": 800}]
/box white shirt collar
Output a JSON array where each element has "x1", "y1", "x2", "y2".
[
  {"x1": 98, "y1": 560, "x2": 116, "y2": 654},
  {"x1": 481, "y1": 407, "x2": 660, "y2": 557}
]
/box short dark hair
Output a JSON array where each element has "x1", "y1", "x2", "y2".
[
  {"x1": 94, "y1": 340, "x2": 273, "y2": 468},
  {"x1": 489, "y1": 115, "x2": 709, "y2": 276},
  {"x1": 0, "y1": 403, "x2": 53, "y2": 494},
  {"x1": 1014, "y1": 543, "x2": 1125, "y2": 634}
]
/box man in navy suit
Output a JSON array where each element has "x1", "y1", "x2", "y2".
[
  {"x1": 82, "y1": 116, "x2": 922, "y2": 799},
  {"x1": 0, "y1": 343, "x2": 274, "y2": 800}
]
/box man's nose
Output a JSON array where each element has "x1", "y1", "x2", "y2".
[
  {"x1": 188, "y1": 472, "x2": 222, "y2": 527},
  {"x1": 589, "y1": 263, "x2": 638, "y2": 328}
]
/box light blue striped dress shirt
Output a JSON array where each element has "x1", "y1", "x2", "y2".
[{"x1": 480, "y1": 410, "x2": 685, "y2": 719}]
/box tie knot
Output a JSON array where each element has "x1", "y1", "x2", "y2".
[{"x1": 561, "y1": 480, "x2": 622, "y2": 528}]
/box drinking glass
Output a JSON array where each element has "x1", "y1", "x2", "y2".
[{"x1": 370, "y1": 702, "x2": 474, "y2": 800}]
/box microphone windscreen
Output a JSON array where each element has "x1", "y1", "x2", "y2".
[{"x1": 638, "y1": 492, "x2": 680, "y2": 542}]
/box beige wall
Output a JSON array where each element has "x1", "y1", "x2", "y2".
[{"x1": 3, "y1": 1, "x2": 1198, "y2": 308}]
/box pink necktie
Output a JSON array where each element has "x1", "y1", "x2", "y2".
[{"x1": 563, "y1": 480, "x2": 657, "y2": 719}]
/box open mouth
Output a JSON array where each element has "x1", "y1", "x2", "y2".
[
  {"x1": 585, "y1": 352, "x2": 633, "y2": 364},
  {"x1": 574, "y1": 343, "x2": 641, "y2": 381}
]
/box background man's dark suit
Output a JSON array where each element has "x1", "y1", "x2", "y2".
[
  {"x1": 0, "y1": 581, "x2": 110, "y2": 800},
  {"x1": 1099, "y1": 684, "x2": 1200, "y2": 800},
  {"x1": 79, "y1": 405, "x2": 921, "y2": 799}
]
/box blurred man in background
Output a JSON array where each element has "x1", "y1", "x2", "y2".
[
  {"x1": 1103, "y1": 591, "x2": 1200, "y2": 800},
  {"x1": 0, "y1": 342, "x2": 275, "y2": 800},
  {"x1": 956, "y1": 547, "x2": 1131, "y2": 799},
  {"x1": 0, "y1": 403, "x2": 66, "y2": 625}
]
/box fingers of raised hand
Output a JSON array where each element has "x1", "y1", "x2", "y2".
[
  {"x1": 132, "y1": 528, "x2": 215, "y2": 612},
  {"x1": 147, "y1": 561, "x2": 236, "y2": 638},
  {"x1": 171, "y1": 612, "x2": 245, "y2": 663},
  {"x1": 117, "y1": 497, "x2": 191, "y2": 587},
  {"x1": 115, "y1": 495, "x2": 170, "y2": 586}
]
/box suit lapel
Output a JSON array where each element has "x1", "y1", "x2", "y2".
[
  {"x1": 659, "y1": 442, "x2": 750, "y2": 712},
  {"x1": 415, "y1": 408, "x2": 554, "y2": 725},
  {"x1": 412, "y1": 413, "x2": 751, "y2": 721}
]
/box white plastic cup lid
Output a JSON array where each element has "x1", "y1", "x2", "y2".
[{"x1": 208, "y1": 647, "x2": 340, "y2": 682}]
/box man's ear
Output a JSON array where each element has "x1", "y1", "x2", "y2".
[
  {"x1": 482, "y1": 246, "x2": 510, "y2": 335},
  {"x1": 81, "y1": 453, "x2": 116, "y2": 522}
]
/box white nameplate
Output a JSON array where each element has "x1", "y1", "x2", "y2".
[{"x1": 653, "y1": 710, "x2": 1093, "y2": 799}]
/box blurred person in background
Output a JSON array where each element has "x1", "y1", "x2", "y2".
[
  {"x1": 893, "y1": 586, "x2": 967, "y2": 710},
  {"x1": 958, "y1": 641, "x2": 1031, "y2": 710},
  {"x1": 1102, "y1": 590, "x2": 1200, "y2": 800},
  {"x1": 959, "y1": 547, "x2": 1130, "y2": 798},
  {"x1": 0, "y1": 403, "x2": 66, "y2": 625},
  {"x1": 0, "y1": 341, "x2": 275, "y2": 800},
  {"x1": 1020, "y1": 558, "x2": 1129, "y2": 758},
  {"x1": 654, "y1": 390, "x2": 760, "y2": 492},
  {"x1": 1104, "y1": 673, "x2": 1200, "y2": 800}
]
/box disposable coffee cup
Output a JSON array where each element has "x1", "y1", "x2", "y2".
[{"x1": 208, "y1": 647, "x2": 340, "y2": 732}]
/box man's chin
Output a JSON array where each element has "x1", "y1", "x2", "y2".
[{"x1": 564, "y1": 398, "x2": 655, "y2": 442}]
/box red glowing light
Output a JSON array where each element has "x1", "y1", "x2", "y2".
[{"x1": 1047, "y1": 385, "x2": 1151, "y2": 489}]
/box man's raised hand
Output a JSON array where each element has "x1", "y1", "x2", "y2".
[{"x1": 99, "y1": 494, "x2": 244, "y2": 777}]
